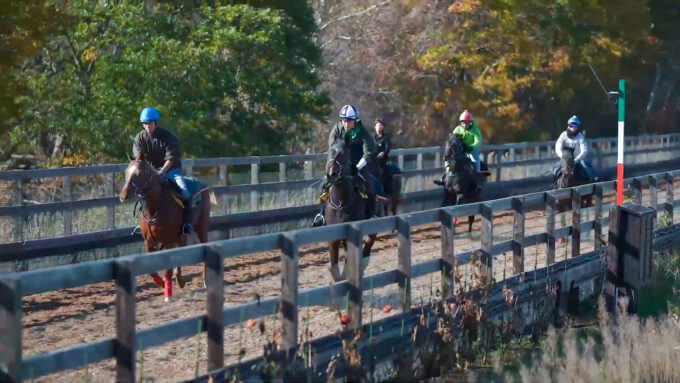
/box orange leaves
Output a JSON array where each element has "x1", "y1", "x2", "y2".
[{"x1": 448, "y1": 0, "x2": 481, "y2": 14}]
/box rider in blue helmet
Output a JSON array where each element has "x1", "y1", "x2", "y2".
[
  {"x1": 552, "y1": 115, "x2": 598, "y2": 183},
  {"x1": 312, "y1": 105, "x2": 381, "y2": 227},
  {"x1": 133, "y1": 107, "x2": 195, "y2": 235}
]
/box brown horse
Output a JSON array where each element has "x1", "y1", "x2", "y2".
[
  {"x1": 119, "y1": 158, "x2": 211, "y2": 301},
  {"x1": 323, "y1": 141, "x2": 377, "y2": 281},
  {"x1": 378, "y1": 164, "x2": 402, "y2": 216}
]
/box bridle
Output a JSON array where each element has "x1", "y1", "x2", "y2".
[
  {"x1": 326, "y1": 155, "x2": 355, "y2": 211},
  {"x1": 125, "y1": 163, "x2": 159, "y2": 224}
]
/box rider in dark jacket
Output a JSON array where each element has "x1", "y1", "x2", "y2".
[
  {"x1": 312, "y1": 105, "x2": 379, "y2": 227},
  {"x1": 373, "y1": 118, "x2": 393, "y2": 195},
  {"x1": 133, "y1": 107, "x2": 195, "y2": 235}
]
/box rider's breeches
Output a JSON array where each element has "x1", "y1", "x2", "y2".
[
  {"x1": 467, "y1": 148, "x2": 480, "y2": 172},
  {"x1": 578, "y1": 160, "x2": 596, "y2": 181},
  {"x1": 166, "y1": 168, "x2": 191, "y2": 200}
]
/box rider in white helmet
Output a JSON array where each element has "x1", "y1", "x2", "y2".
[
  {"x1": 312, "y1": 105, "x2": 379, "y2": 227},
  {"x1": 553, "y1": 115, "x2": 598, "y2": 182}
]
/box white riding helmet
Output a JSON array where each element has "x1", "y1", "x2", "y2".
[{"x1": 339, "y1": 105, "x2": 358, "y2": 120}]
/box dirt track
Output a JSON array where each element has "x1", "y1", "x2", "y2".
[{"x1": 21, "y1": 195, "x2": 619, "y2": 383}]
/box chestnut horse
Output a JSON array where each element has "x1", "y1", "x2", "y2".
[{"x1": 119, "y1": 158, "x2": 211, "y2": 301}]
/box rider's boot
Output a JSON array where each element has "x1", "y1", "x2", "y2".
[
  {"x1": 433, "y1": 174, "x2": 445, "y2": 186},
  {"x1": 182, "y1": 201, "x2": 194, "y2": 235}
]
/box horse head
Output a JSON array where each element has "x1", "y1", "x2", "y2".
[
  {"x1": 560, "y1": 146, "x2": 575, "y2": 179},
  {"x1": 326, "y1": 141, "x2": 351, "y2": 183},
  {"x1": 119, "y1": 157, "x2": 160, "y2": 202}
]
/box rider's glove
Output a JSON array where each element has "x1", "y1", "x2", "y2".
[{"x1": 444, "y1": 161, "x2": 451, "y2": 173}]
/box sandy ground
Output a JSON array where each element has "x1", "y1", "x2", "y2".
[
  {"x1": 21, "y1": 201, "x2": 612, "y2": 383},
  {"x1": 18, "y1": 181, "x2": 676, "y2": 382}
]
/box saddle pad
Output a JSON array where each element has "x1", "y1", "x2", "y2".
[{"x1": 168, "y1": 176, "x2": 206, "y2": 208}]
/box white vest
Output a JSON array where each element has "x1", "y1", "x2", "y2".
[{"x1": 555, "y1": 131, "x2": 588, "y2": 162}]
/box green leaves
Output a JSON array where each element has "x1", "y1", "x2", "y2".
[{"x1": 8, "y1": 0, "x2": 329, "y2": 160}]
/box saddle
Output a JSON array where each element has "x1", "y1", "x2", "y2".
[{"x1": 166, "y1": 176, "x2": 206, "y2": 209}]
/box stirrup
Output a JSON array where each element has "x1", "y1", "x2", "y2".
[
  {"x1": 312, "y1": 213, "x2": 325, "y2": 227},
  {"x1": 182, "y1": 223, "x2": 194, "y2": 235}
]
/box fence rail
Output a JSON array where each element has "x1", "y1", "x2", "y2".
[
  {"x1": 2, "y1": 167, "x2": 680, "y2": 381},
  {"x1": 3, "y1": 156, "x2": 680, "y2": 265},
  {"x1": 2, "y1": 134, "x2": 679, "y2": 247}
]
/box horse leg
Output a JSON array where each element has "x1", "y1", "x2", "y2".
[
  {"x1": 164, "y1": 268, "x2": 173, "y2": 302},
  {"x1": 329, "y1": 241, "x2": 343, "y2": 281},
  {"x1": 176, "y1": 266, "x2": 185, "y2": 289},
  {"x1": 143, "y1": 242, "x2": 164, "y2": 288},
  {"x1": 468, "y1": 215, "x2": 474, "y2": 233},
  {"x1": 362, "y1": 234, "x2": 377, "y2": 273}
]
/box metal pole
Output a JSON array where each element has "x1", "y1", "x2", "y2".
[{"x1": 617, "y1": 80, "x2": 625, "y2": 205}]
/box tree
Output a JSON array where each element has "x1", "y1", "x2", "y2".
[{"x1": 8, "y1": 0, "x2": 329, "y2": 160}]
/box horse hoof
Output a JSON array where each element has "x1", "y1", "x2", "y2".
[
  {"x1": 164, "y1": 297, "x2": 170, "y2": 303},
  {"x1": 176, "y1": 275, "x2": 185, "y2": 289}
]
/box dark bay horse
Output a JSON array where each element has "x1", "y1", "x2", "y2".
[
  {"x1": 119, "y1": 158, "x2": 211, "y2": 301},
  {"x1": 554, "y1": 146, "x2": 592, "y2": 211},
  {"x1": 378, "y1": 163, "x2": 402, "y2": 216},
  {"x1": 439, "y1": 134, "x2": 481, "y2": 233},
  {"x1": 323, "y1": 142, "x2": 377, "y2": 281}
]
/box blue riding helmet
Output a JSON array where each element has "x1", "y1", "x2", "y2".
[
  {"x1": 567, "y1": 115, "x2": 580, "y2": 127},
  {"x1": 140, "y1": 107, "x2": 160, "y2": 123}
]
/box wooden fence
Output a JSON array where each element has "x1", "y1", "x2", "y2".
[
  {"x1": 1, "y1": 134, "x2": 679, "y2": 243},
  {"x1": 2, "y1": 155, "x2": 680, "y2": 266},
  {"x1": 2, "y1": 168, "x2": 680, "y2": 382}
]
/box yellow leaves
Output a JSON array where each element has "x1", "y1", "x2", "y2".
[
  {"x1": 591, "y1": 35, "x2": 627, "y2": 58},
  {"x1": 448, "y1": 0, "x2": 481, "y2": 14},
  {"x1": 548, "y1": 47, "x2": 570, "y2": 73},
  {"x1": 81, "y1": 46, "x2": 97, "y2": 62},
  {"x1": 496, "y1": 103, "x2": 521, "y2": 120},
  {"x1": 434, "y1": 101, "x2": 447, "y2": 111}
]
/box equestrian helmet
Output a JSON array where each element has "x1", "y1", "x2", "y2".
[
  {"x1": 567, "y1": 115, "x2": 581, "y2": 127},
  {"x1": 459, "y1": 110, "x2": 473, "y2": 122},
  {"x1": 339, "y1": 105, "x2": 358, "y2": 121},
  {"x1": 140, "y1": 107, "x2": 160, "y2": 123}
]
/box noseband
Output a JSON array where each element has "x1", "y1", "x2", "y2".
[{"x1": 125, "y1": 167, "x2": 159, "y2": 224}]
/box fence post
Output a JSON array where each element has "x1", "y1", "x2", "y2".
[
  {"x1": 508, "y1": 148, "x2": 515, "y2": 163},
  {"x1": 279, "y1": 233, "x2": 298, "y2": 355},
  {"x1": 594, "y1": 185, "x2": 603, "y2": 243},
  {"x1": 434, "y1": 151, "x2": 441, "y2": 171},
  {"x1": 11, "y1": 179, "x2": 23, "y2": 243},
  {"x1": 649, "y1": 175, "x2": 658, "y2": 229},
  {"x1": 106, "y1": 173, "x2": 116, "y2": 229},
  {"x1": 205, "y1": 245, "x2": 224, "y2": 371},
  {"x1": 606, "y1": 204, "x2": 655, "y2": 313},
  {"x1": 398, "y1": 154, "x2": 404, "y2": 173},
  {"x1": 184, "y1": 161, "x2": 193, "y2": 177},
  {"x1": 571, "y1": 188, "x2": 581, "y2": 258},
  {"x1": 278, "y1": 162, "x2": 287, "y2": 208},
  {"x1": 632, "y1": 177, "x2": 642, "y2": 205},
  {"x1": 546, "y1": 192, "x2": 556, "y2": 265},
  {"x1": 346, "y1": 223, "x2": 363, "y2": 329},
  {"x1": 440, "y1": 210, "x2": 455, "y2": 299},
  {"x1": 63, "y1": 176, "x2": 72, "y2": 236},
  {"x1": 304, "y1": 158, "x2": 314, "y2": 204},
  {"x1": 512, "y1": 197, "x2": 524, "y2": 274},
  {"x1": 665, "y1": 173, "x2": 674, "y2": 222},
  {"x1": 219, "y1": 164, "x2": 229, "y2": 215},
  {"x1": 397, "y1": 216, "x2": 411, "y2": 311},
  {"x1": 250, "y1": 163, "x2": 260, "y2": 211},
  {"x1": 114, "y1": 258, "x2": 136, "y2": 382},
  {"x1": 0, "y1": 277, "x2": 22, "y2": 383},
  {"x1": 416, "y1": 153, "x2": 423, "y2": 191},
  {"x1": 495, "y1": 152, "x2": 502, "y2": 183},
  {"x1": 480, "y1": 203, "x2": 493, "y2": 277}
]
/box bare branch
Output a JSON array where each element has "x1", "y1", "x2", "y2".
[{"x1": 319, "y1": 0, "x2": 393, "y2": 31}]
